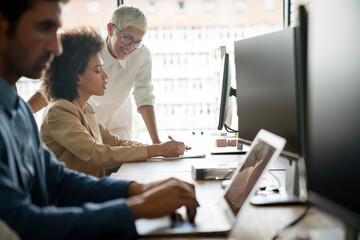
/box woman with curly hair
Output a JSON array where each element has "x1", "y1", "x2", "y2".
[{"x1": 40, "y1": 27, "x2": 188, "y2": 178}]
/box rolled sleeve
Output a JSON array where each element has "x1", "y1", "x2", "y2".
[{"x1": 133, "y1": 47, "x2": 155, "y2": 109}]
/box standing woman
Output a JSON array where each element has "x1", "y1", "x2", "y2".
[
  {"x1": 29, "y1": 5, "x2": 162, "y2": 144},
  {"x1": 40, "y1": 27, "x2": 187, "y2": 178},
  {"x1": 89, "y1": 5, "x2": 159, "y2": 143}
]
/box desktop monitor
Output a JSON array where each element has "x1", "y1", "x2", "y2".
[
  {"x1": 217, "y1": 52, "x2": 236, "y2": 131},
  {"x1": 234, "y1": 27, "x2": 301, "y2": 159},
  {"x1": 302, "y1": 0, "x2": 360, "y2": 233}
]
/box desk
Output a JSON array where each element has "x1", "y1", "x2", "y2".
[{"x1": 111, "y1": 134, "x2": 344, "y2": 239}]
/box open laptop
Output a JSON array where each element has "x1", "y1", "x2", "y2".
[{"x1": 135, "y1": 129, "x2": 286, "y2": 237}]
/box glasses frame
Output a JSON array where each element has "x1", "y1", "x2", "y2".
[{"x1": 112, "y1": 24, "x2": 144, "y2": 50}]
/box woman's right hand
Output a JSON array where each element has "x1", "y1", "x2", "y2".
[{"x1": 146, "y1": 141, "x2": 190, "y2": 157}]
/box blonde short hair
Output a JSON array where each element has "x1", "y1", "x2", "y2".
[{"x1": 110, "y1": 5, "x2": 148, "y2": 33}]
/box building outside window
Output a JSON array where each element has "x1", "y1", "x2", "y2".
[
  {"x1": 87, "y1": 1, "x2": 100, "y2": 14},
  {"x1": 147, "y1": 1, "x2": 156, "y2": 13},
  {"x1": 263, "y1": 0, "x2": 276, "y2": 11},
  {"x1": 178, "y1": 1, "x2": 185, "y2": 12},
  {"x1": 63, "y1": 4, "x2": 71, "y2": 14},
  {"x1": 235, "y1": 0, "x2": 246, "y2": 11},
  {"x1": 205, "y1": 0, "x2": 215, "y2": 12},
  {"x1": 126, "y1": 0, "x2": 283, "y2": 140},
  {"x1": 16, "y1": 0, "x2": 283, "y2": 142}
]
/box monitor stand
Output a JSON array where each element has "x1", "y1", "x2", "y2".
[
  {"x1": 250, "y1": 158, "x2": 303, "y2": 205},
  {"x1": 344, "y1": 224, "x2": 359, "y2": 240},
  {"x1": 304, "y1": 224, "x2": 357, "y2": 240}
]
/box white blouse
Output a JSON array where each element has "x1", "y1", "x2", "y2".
[{"x1": 88, "y1": 45, "x2": 155, "y2": 140}]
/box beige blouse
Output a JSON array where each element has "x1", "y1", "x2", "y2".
[{"x1": 40, "y1": 99, "x2": 148, "y2": 178}]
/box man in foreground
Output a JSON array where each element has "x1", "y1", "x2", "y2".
[{"x1": 0, "y1": 1, "x2": 198, "y2": 239}]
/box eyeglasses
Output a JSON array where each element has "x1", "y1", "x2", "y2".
[{"x1": 112, "y1": 24, "x2": 144, "y2": 50}]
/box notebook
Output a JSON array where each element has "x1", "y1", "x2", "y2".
[
  {"x1": 147, "y1": 149, "x2": 206, "y2": 161},
  {"x1": 135, "y1": 129, "x2": 286, "y2": 237}
]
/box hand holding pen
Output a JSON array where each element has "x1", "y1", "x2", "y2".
[
  {"x1": 147, "y1": 136, "x2": 190, "y2": 157},
  {"x1": 168, "y1": 135, "x2": 192, "y2": 152}
]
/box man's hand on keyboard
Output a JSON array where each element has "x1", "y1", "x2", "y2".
[{"x1": 127, "y1": 178, "x2": 200, "y2": 220}]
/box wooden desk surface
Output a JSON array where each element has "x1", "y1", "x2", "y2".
[{"x1": 111, "y1": 134, "x2": 344, "y2": 239}]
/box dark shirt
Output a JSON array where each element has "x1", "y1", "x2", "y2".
[{"x1": 0, "y1": 76, "x2": 137, "y2": 240}]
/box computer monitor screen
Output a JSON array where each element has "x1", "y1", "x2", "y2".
[
  {"x1": 304, "y1": 0, "x2": 360, "y2": 229},
  {"x1": 217, "y1": 52, "x2": 235, "y2": 131},
  {"x1": 234, "y1": 27, "x2": 301, "y2": 158}
]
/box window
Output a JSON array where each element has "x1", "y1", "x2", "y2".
[
  {"x1": 205, "y1": 0, "x2": 215, "y2": 12},
  {"x1": 16, "y1": 0, "x2": 117, "y2": 127},
  {"x1": 288, "y1": 0, "x2": 312, "y2": 26},
  {"x1": 127, "y1": 0, "x2": 283, "y2": 140},
  {"x1": 87, "y1": 1, "x2": 100, "y2": 14},
  {"x1": 147, "y1": 1, "x2": 156, "y2": 13},
  {"x1": 16, "y1": 0, "x2": 284, "y2": 139},
  {"x1": 263, "y1": 0, "x2": 276, "y2": 11},
  {"x1": 235, "y1": 0, "x2": 246, "y2": 11},
  {"x1": 178, "y1": 1, "x2": 185, "y2": 12},
  {"x1": 63, "y1": 4, "x2": 70, "y2": 14}
]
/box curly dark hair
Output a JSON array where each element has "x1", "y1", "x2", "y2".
[{"x1": 42, "y1": 26, "x2": 105, "y2": 102}]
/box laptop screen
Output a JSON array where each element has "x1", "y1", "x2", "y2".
[{"x1": 224, "y1": 139, "x2": 276, "y2": 215}]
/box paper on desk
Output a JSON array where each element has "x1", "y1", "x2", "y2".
[{"x1": 147, "y1": 150, "x2": 206, "y2": 161}]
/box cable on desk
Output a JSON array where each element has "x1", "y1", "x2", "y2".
[
  {"x1": 272, "y1": 205, "x2": 311, "y2": 240},
  {"x1": 219, "y1": 170, "x2": 235, "y2": 183},
  {"x1": 268, "y1": 170, "x2": 281, "y2": 191},
  {"x1": 224, "y1": 123, "x2": 238, "y2": 133},
  {"x1": 220, "y1": 170, "x2": 237, "y2": 189},
  {"x1": 255, "y1": 170, "x2": 282, "y2": 194}
]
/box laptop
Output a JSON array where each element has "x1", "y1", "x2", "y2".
[{"x1": 135, "y1": 129, "x2": 286, "y2": 237}]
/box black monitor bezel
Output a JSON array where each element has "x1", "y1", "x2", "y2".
[
  {"x1": 234, "y1": 27, "x2": 302, "y2": 160},
  {"x1": 217, "y1": 52, "x2": 231, "y2": 131},
  {"x1": 299, "y1": 3, "x2": 360, "y2": 231}
]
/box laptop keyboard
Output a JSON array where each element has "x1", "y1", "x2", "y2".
[
  {"x1": 170, "y1": 212, "x2": 183, "y2": 228},
  {"x1": 170, "y1": 203, "x2": 228, "y2": 229},
  {"x1": 170, "y1": 210, "x2": 195, "y2": 228}
]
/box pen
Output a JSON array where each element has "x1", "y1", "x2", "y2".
[
  {"x1": 168, "y1": 135, "x2": 191, "y2": 151},
  {"x1": 168, "y1": 135, "x2": 176, "y2": 141}
]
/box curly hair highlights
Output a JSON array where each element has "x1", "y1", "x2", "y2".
[{"x1": 42, "y1": 26, "x2": 105, "y2": 102}]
